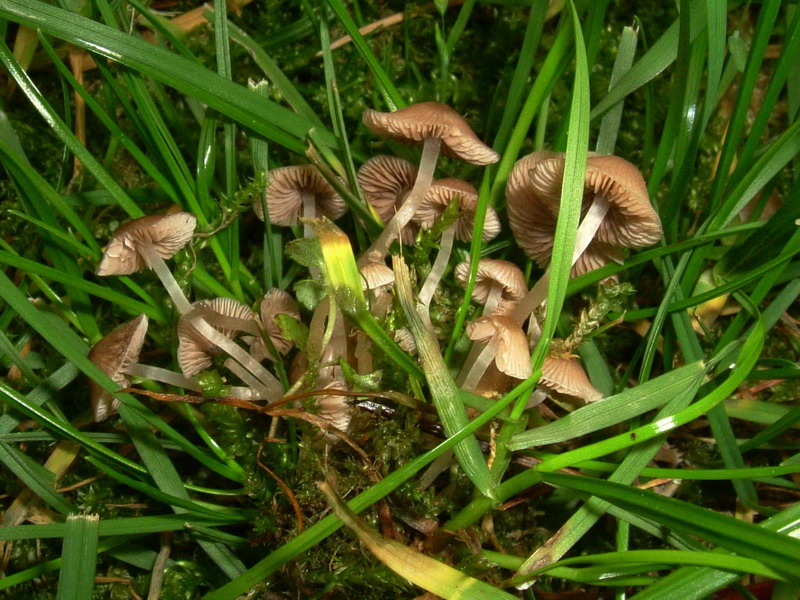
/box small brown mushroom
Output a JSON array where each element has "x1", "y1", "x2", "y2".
[
  {"x1": 250, "y1": 290, "x2": 301, "y2": 362},
  {"x1": 414, "y1": 178, "x2": 500, "y2": 243},
  {"x1": 460, "y1": 314, "x2": 532, "y2": 391},
  {"x1": 539, "y1": 354, "x2": 603, "y2": 405},
  {"x1": 357, "y1": 155, "x2": 419, "y2": 245},
  {"x1": 360, "y1": 102, "x2": 498, "y2": 265},
  {"x1": 96, "y1": 212, "x2": 196, "y2": 314},
  {"x1": 178, "y1": 297, "x2": 281, "y2": 399},
  {"x1": 88, "y1": 314, "x2": 149, "y2": 422},
  {"x1": 454, "y1": 258, "x2": 527, "y2": 315},
  {"x1": 256, "y1": 165, "x2": 346, "y2": 238},
  {"x1": 506, "y1": 152, "x2": 661, "y2": 325}
]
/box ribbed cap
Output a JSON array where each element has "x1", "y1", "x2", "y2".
[{"x1": 256, "y1": 165, "x2": 346, "y2": 226}]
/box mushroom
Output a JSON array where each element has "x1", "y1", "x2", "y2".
[
  {"x1": 453, "y1": 258, "x2": 527, "y2": 316},
  {"x1": 360, "y1": 102, "x2": 499, "y2": 264},
  {"x1": 314, "y1": 367, "x2": 352, "y2": 444},
  {"x1": 88, "y1": 314, "x2": 149, "y2": 422},
  {"x1": 249, "y1": 289, "x2": 301, "y2": 362},
  {"x1": 178, "y1": 297, "x2": 282, "y2": 400},
  {"x1": 460, "y1": 314, "x2": 532, "y2": 392},
  {"x1": 255, "y1": 165, "x2": 347, "y2": 239},
  {"x1": 357, "y1": 155, "x2": 419, "y2": 245},
  {"x1": 414, "y1": 178, "x2": 501, "y2": 309},
  {"x1": 506, "y1": 152, "x2": 661, "y2": 324},
  {"x1": 539, "y1": 354, "x2": 603, "y2": 405},
  {"x1": 96, "y1": 212, "x2": 197, "y2": 314}
]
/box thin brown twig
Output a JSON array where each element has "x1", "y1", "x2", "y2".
[{"x1": 257, "y1": 439, "x2": 305, "y2": 533}]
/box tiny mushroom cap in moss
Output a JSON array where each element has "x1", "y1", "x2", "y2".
[
  {"x1": 539, "y1": 354, "x2": 603, "y2": 404},
  {"x1": 315, "y1": 367, "x2": 352, "y2": 444},
  {"x1": 96, "y1": 212, "x2": 196, "y2": 276},
  {"x1": 454, "y1": 258, "x2": 527, "y2": 308},
  {"x1": 250, "y1": 289, "x2": 301, "y2": 361},
  {"x1": 363, "y1": 102, "x2": 500, "y2": 166},
  {"x1": 414, "y1": 178, "x2": 501, "y2": 242},
  {"x1": 467, "y1": 314, "x2": 532, "y2": 380},
  {"x1": 506, "y1": 152, "x2": 661, "y2": 276},
  {"x1": 88, "y1": 314, "x2": 149, "y2": 422},
  {"x1": 357, "y1": 155, "x2": 419, "y2": 244},
  {"x1": 255, "y1": 165, "x2": 347, "y2": 226},
  {"x1": 360, "y1": 260, "x2": 395, "y2": 292},
  {"x1": 177, "y1": 298, "x2": 257, "y2": 377}
]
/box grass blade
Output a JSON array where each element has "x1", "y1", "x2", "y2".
[{"x1": 56, "y1": 514, "x2": 100, "y2": 600}]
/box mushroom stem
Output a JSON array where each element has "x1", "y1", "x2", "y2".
[
  {"x1": 510, "y1": 194, "x2": 611, "y2": 325},
  {"x1": 359, "y1": 137, "x2": 442, "y2": 265},
  {"x1": 126, "y1": 363, "x2": 201, "y2": 391},
  {"x1": 483, "y1": 282, "x2": 504, "y2": 316},
  {"x1": 125, "y1": 362, "x2": 259, "y2": 400},
  {"x1": 223, "y1": 358, "x2": 272, "y2": 399},
  {"x1": 189, "y1": 316, "x2": 283, "y2": 400},
  {"x1": 139, "y1": 243, "x2": 193, "y2": 315},
  {"x1": 418, "y1": 224, "x2": 455, "y2": 309},
  {"x1": 459, "y1": 339, "x2": 498, "y2": 391},
  {"x1": 302, "y1": 192, "x2": 316, "y2": 239}
]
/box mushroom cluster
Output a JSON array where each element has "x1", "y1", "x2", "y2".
[{"x1": 86, "y1": 100, "x2": 661, "y2": 456}]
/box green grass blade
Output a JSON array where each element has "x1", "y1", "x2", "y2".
[
  {"x1": 0, "y1": 0, "x2": 336, "y2": 151},
  {"x1": 508, "y1": 361, "x2": 705, "y2": 449},
  {"x1": 541, "y1": 472, "x2": 800, "y2": 580},
  {"x1": 56, "y1": 514, "x2": 100, "y2": 600},
  {"x1": 0, "y1": 439, "x2": 74, "y2": 514}
]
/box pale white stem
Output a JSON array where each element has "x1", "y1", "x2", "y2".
[
  {"x1": 126, "y1": 363, "x2": 201, "y2": 391},
  {"x1": 139, "y1": 244, "x2": 192, "y2": 314},
  {"x1": 302, "y1": 192, "x2": 316, "y2": 239},
  {"x1": 460, "y1": 339, "x2": 498, "y2": 391},
  {"x1": 126, "y1": 362, "x2": 259, "y2": 400},
  {"x1": 223, "y1": 358, "x2": 271, "y2": 399},
  {"x1": 483, "y1": 282, "x2": 504, "y2": 316},
  {"x1": 359, "y1": 137, "x2": 442, "y2": 265},
  {"x1": 511, "y1": 195, "x2": 611, "y2": 325},
  {"x1": 418, "y1": 224, "x2": 455, "y2": 309},
  {"x1": 190, "y1": 316, "x2": 282, "y2": 400},
  {"x1": 306, "y1": 297, "x2": 331, "y2": 364}
]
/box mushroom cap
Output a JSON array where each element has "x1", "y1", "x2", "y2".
[
  {"x1": 454, "y1": 258, "x2": 527, "y2": 305},
  {"x1": 357, "y1": 155, "x2": 419, "y2": 245},
  {"x1": 250, "y1": 289, "x2": 301, "y2": 361},
  {"x1": 88, "y1": 314, "x2": 149, "y2": 422},
  {"x1": 539, "y1": 354, "x2": 603, "y2": 404},
  {"x1": 96, "y1": 212, "x2": 197, "y2": 276},
  {"x1": 315, "y1": 367, "x2": 351, "y2": 443},
  {"x1": 363, "y1": 102, "x2": 500, "y2": 165},
  {"x1": 256, "y1": 165, "x2": 347, "y2": 226},
  {"x1": 360, "y1": 260, "x2": 395, "y2": 291},
  {"x1": 467, "y1": 314, "x2": 532, "y2": 380},
  {"x1": 393, "y1": 328, "x2": 417, "y2": 354},
  {"x1": 414, "y1": 178, "x2": 501, "y2": 242},
  {"x1": 177, "y1": 297, "x2": 257, "y2": 377},
  {"x1": 506, "y1": 152, "x2": 661, "y2": 276}
]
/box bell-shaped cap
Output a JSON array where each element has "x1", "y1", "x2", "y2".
[
  {"x1": 357, "y1": 155, "x2": 419, "y2": 245},
  {"x1": 250, "y1": 289, "x2": 301, "y2": 361},
  {"x1": 97, "y1": 212, "x2": 196, "y2": 276},
  {"x1": 88, "y1": 314, "x2": 149, "y2": 422},
  {"x1": 315, "y1": 367, "x2": 351, "y2": 443},
  {"x1": 255, "y1": 165, "x2": 347, "y2": 226},
  {"x1": 454, "y1": 259, "x2": 527, "y2": 305},
  {"x1": 177, "y1": 297, "x2": 257, "y2": 377},
  {"x1": 467, "y1": 315, "x2": 532, "y2": 380},
  {"x1": 539, "y1": 354, "x2": 603, "y2": 404},
  {"x1": 507, "y1": 152, "x2": 661, "y2": 276},
  {"x1": 393, "y1": 328, "x2": 417, "y2": 354},
  {"x1": 360, "y1": 260, "x2": 395, "y2": 292},
  {"x1": 414, "y1": 178, "x2": 500, "y2": 242},
  {"x1": 363, "y1": 102, "x2": 500, "y2": 165}
]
